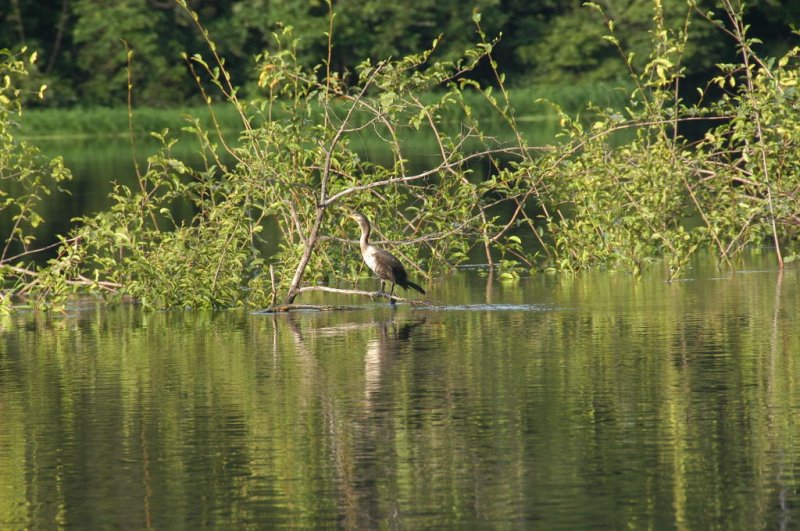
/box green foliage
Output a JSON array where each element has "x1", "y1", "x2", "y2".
[
  {"x1": 24, "y1": 128, "x2": 268, "y2": 309},
  {"x1": 235, "y1": 26, "x2": 516, "y2": 301},
  {"x1": 517, "y1": 0, "x2": 720, "y2": 84},
  {"x1": 16, "y1": 19, "x2": 535, "y2": 309},
  {"x1": 0, "y1": 48, "x2": 72, "y2": 313},
  {"x1": 2, "y1": 1, "x2": 799, "y2": 311},
  {"x1": 691, "y1": 42, "x2": 800, "y2": 263},
  {"x1": 538, "y1": 1, "x2": 800, "y2": 277},
  {"x1": 72, "y1": 0, "x2": 189, "y2": 106},
  {"x1": 2, "y1": 0, "x2": 798, "y2": 108}
]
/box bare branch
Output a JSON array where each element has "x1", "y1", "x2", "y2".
[
  {"x1": 320, "y1": 146, "x2": 525, "y2": 207},
  {"x1": 2, "y1": 264, "x2": 122, "y2": 290},
  {"x1": 293, "y1": 285, "x2": 429, "y2": 306},
  {"x1": 1, "y1": 236, "x2": 82, "y2": 265}
]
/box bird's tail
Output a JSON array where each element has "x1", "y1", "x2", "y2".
[{"x1": 405, "y1": 280, "x2": 426, "y2": 295}]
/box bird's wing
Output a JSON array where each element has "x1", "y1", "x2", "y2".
[{"x1": 369, "y1": 247, "x2": 406, "y2": 281}]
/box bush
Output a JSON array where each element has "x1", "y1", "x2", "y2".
[{"x1": 2, "y1": 2, "x2": 798, "y2": 311}]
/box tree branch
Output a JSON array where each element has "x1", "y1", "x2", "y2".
[{"x1": 292, "y1": 285, "x2": 429, "y2": 305}]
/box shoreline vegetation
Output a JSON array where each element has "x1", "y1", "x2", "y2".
[
  {"x1": 18, "y1": 82, "x2": 631, "y2": 141},
  {"x1": 2, "y1": 1, "x2": 799, "y2": 312}
]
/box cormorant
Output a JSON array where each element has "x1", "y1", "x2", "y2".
[{"x1": 349, "y1": 212, "x2": 425, "y2": 304}]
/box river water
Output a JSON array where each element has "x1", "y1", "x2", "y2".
[{"x1": 2, "y1": 252, "x2": 798, "y2": 529}]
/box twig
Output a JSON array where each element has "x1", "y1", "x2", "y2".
[
  {"x1": 2, "y1": 264, "x2": 123, "y2": 290},
  {"x1": 0, "y1": 236, "x2": 79, "y2": 265},
  {"x1": 320, "y1": 146, "x2": 525, "y2": 207}
]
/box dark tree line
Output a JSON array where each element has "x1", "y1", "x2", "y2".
[{"x1": 1, "y1": 0, "x2": 798, "y2": 108}]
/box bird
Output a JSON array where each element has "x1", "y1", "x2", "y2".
[{"x1": 349, "y1": 212, "x2": 425, "y2": 304}]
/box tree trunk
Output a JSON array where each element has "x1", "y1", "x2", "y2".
[
  {"x1": 46, "y1": 0, "x2": 71, "y2": 75},
  {"x1": 283, "y1": 207, "x2": 325, "y2": 304}
]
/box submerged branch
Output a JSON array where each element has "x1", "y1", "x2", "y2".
[
  {"x1": 293, "y1": 285, "x2": 429, "y2": 305},
  {"x1": 260, "y1": 303, "x2": 357, "y2": 312}
]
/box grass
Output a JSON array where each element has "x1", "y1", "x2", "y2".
[
  {"x1": 461, "y1": 80, "x2": 632, "y2": 121},
  {"x1": 17, "y1": 81, "x2": 632, "y2": 141},
  {"x1": 18, "y1": 104, "x2": 244, "y2": 140}
]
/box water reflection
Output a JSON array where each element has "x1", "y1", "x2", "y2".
[
  {"x1": 364, "y1": 317, "x2": 426, "y2": 401},
  {"x1": 1, "y1": 258, "x2": 800, "y2": 528}
]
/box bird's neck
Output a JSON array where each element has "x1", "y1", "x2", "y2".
[{"x1": 359, "y1": 224, "x2": 371, "y2": 253}]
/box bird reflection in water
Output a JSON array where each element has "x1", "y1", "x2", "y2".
[{"x1": 364, "y1": 316, "x2": 426, "y2": 405}]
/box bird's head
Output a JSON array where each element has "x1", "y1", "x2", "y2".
[{"x1": 349, "y1": 212, "x2": 368, "y2": 224}]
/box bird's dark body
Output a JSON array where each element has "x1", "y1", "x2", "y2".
[
  {"x1": 371, "y1": 247, "x2": 425, "y2": 294},
  {"x1": 349, "y1": 213, "x2": 426, "y2": 301}
]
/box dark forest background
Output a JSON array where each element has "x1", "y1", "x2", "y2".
[{"x1": 2, "y1": 0, "x2": 798, "y2": 108}]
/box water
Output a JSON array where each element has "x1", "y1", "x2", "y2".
[
  {"x1": 1, "y1": 137, "x2": 203, "y2": 256},
  {"x1": 2, "y1": 257, "x2": 799, "y2": 529}
]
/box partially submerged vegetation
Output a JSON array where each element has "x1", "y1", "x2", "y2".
[{"x1": 1, "y1": 1, "x2": 799, "y2": 312}]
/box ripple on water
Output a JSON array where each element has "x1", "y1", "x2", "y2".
[{"x1": 424, "y1": 303, "x2": 553, "y2": 312}]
